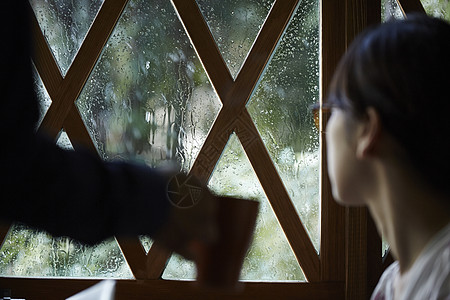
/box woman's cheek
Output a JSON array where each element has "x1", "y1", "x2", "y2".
[{"x1": 325, "y1": 111, "x2": 363, "y2": 205}]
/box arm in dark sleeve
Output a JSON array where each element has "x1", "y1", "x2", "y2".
[
  {"x1": 2, "y1": 135, "x2": 171, "y2": 245},
  {"x1": 0, "y1": 37, "x2": 172, "y2": 243},
  {"x1": 0, "y1": 1, "x2": 170, "y2": 245}
]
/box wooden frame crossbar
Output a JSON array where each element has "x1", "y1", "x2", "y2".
[{"x1": 36, "y1": 0, "x2": 130, "y2": 141}]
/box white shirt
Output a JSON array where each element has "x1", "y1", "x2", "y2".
[{"x1": 371, "y1": 223, "x2": 450, "y2": 300}]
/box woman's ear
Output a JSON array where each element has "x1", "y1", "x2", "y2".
[{"x1": 356, "y1": 107, "x2": 382, "y2": 159}]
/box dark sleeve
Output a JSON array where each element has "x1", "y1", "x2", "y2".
[
  {"x1": 0, "y1": 2, "x2": 170, "y2": 245},
  {"x1": 2, "y1": 134, "x2": 171, "y2": 245}
]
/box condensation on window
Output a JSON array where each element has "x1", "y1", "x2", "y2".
[
  {"x1": 139, "y1": 235, "x2": 152, "y2": 254},
  {"x1": 56, "y1": 130, "x2": 74, "y2": 150},
  {"x1": 14, "y1": 0, "x2": 322, "y2": 281},
  {"x1": 163, "y1": 253, "x2": 197, "y2": 280},
  {"x1": 0, "y1": 2, "x2": 132, "y2": 279},
  {"x1": 382, "y1": 0, "x2": 449, "y2": 22},
  {"x1": 196, "y1": 0, "x2": 274, "y2": 79},
  {"x1": 382, "y1": 0, "x2": 405, "y2": 21},
  {"x1": 420, "y1": 0, "x2": 450, "y2": 21},
  {"x1": 163, "y1": 134, "x2": 306, "y2": 281},
  {"x1": 33, "y1": 66, "x2": 51, "y2": 130},
  {"x1": 210, "y1": 134, "x2": 305, "y2": 281},
  {"x1": 0, "y1": 223, "x2": 133, "y2": 278},
  {"x1": 29, "y1": 0, "x2": 104, "y2": 76},
  {"x1": 246, "y1": 0, "x2": 321, "y2": 252},
  {"x1": 76, "y1": 0, "x2": 221, "y2": 173}
]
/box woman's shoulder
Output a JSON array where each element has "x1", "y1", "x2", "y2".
[
  {"x1": 371, "y1": 223, "x2": 450, "y2": 300},
  {"x1": 402, "y1": 222, "x2": 450, "y2": 299},
  {"x1": 370, "y1": 261, "x2": 399, "y2": 300}
]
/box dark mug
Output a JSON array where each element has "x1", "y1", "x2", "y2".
[{"x1": 195, "y1": 195, "x2": 259, "y2": 292}]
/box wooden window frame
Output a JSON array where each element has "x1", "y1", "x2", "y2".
[{"x1": 0, "y1": 0, "x2": 426, "y2": 299}]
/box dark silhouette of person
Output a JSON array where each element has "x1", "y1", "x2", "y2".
[{"x1": 0, "y1": 1, "x2": 215, "y2": 259}]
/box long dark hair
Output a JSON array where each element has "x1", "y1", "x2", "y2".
[{"x1": 328, "y1": 14, "x2": 450, "y2": 195}]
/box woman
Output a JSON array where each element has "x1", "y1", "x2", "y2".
[{"x1": 326, "y1": 14, "x2": 450, "y2": 299}]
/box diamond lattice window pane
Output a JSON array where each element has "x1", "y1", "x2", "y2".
[
  {"x1": 196, "y1": 0, "x2": 274, "y2": 79},
  {"x1": 0, "y1": 223, "x2": 133, "y2": 278},
  {"x1": 30, "y1": 0, "x2": 104, "y2": 76},
  {"x1": 76, "y1": 0, "x2": 221, "y2": 172},
  {"x1": 33, "y1": 66, "x2": 51, "y2": 129},
  {"x1": 382, "y1": 0, "x2": 404, "y2": 21},
  {"x1": 0, "y1": 42, "x2": 130, "y2": 279},
  {"x1": 162, "y1": 253, "x2": 196, "y2": 280},
  {"x1": 56, "y1": 130, "x2": 74, "y2": 150},
  {"x1": 208, "y1": 134, "x2": 305, "y2": 281},
  {"x1": 247, "y1": 0, "x2": 320, "y2": 252},
  {"x1": 420, "y1": 0, "x2": 450, "y2": 21},
  {"x1": 139, "y1": 235, "x2": 153, "y2": 254},
  {"x1": 163, "y1": 134, "x2": 305, "y2": 281}
]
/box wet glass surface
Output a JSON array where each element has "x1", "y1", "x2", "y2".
[
  {"x1": 0, "y1": 223, "x2": 133, "y2": 278},
  {"x1": 247, "y1": 0, "x2": 321, "y2": 252},
  {"x1": 30, "y1": 0, "x2": 104, "y2": 76},
  {"x1": 163, "y1": 134, "x2": 306, "y2": 281},
  {"x1": 382, "y1": 0, "x2": 405, "y2": 21},
  {"x1": 76, "y1": 0, "x2": 221, "y2": 172},
  {"x1": 196, "y1": 0, "x2": 274, "y2": 79},
  {"x1": 420, "y1": 0, "x2": 450, "y2": 21}
]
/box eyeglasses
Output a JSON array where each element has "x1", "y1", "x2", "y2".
[{"x1": 311, "y1": 104, "x2": 331, "y2": 130}]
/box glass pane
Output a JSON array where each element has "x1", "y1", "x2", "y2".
[
  {"x1": 6, "y1": 59, "x2": 130, "y2": 280},
  {"x1": 76, "y1": 0, "x2": 221, "y2": 172},
  {"x1": 420, "y1": 0, "x2": 450, "y2": 21},
  {"x1": 382, "y1": 0, "x2": 404, "y2": 21},
  {"x1": 162, "y1": 253, "x2": 196, "y2": 280},
  {"x1": 163, "y1": 134, "x2": 305, "y2": 281},
  {"x1": 57, "y1": 130, "x2": 74, "y2": 150},
  {"x1": 247, "y1": 0, "x2": 320, "y2": 252},
  {"x1": 29, "y1": 0, "x2": 104, "y2": 76},
  {"x1": 139, "y1": 235, "x2": 153, "y2": 254},
  {"x1": 210, "y1": 134, "x2": 305, "y2": 281},
  {"x1": 196, "y1": 0, "x2": 274, "y2": 79},
  {"x1": 0, "y1": 223, "x2": 133, "y2": 278},
  {"x1": 33, "y1": 66, "x2": 52, "y2": 130}
]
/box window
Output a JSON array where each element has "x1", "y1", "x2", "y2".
[{"x1": 3, "y1": 0, "x2": 320, "y2": 283}]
